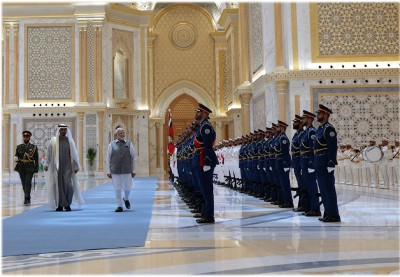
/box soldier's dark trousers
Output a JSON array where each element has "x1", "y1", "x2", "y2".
[
  {"x1": 293, "y1": 165, "x2": 306, "y2": 208},
  {"x1": 18, "y1": 168, "x2": 34, "y2": 200},
  {"x1": 301, "y1": 157, "x2": 320, "y2": 212},
  {"x1": 276, "y1": 162, "x2": 293, "y2": 204},
  {"x1": 197, "y1": 166, "x2": 215, "y2": 218},
  {"x1": 315, "y1": 156, "x2": 340, "y2": 218}
]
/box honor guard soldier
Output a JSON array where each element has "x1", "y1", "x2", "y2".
[
  {"x1": 314, "y1": 104, "x2": 341, "y2": 222},
  {"x1": 291, "y1": 115, "x2": 306, "y2": 211},
  {"x1": 300, "y1": 110, "x2": 321, "y2": 217},
  {"x1": 275, "y1": 121, "x2": 294, "y2": 208},
  {"x1": 193, "y1": 103, "x2": 218, "y2": 223},
  {"x1": 14, "y1": 130, "x2": 39, "y2": 205}
]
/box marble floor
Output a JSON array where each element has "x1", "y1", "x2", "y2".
[{"x1": 2, "y1": 173, "x2": 400, "y2": 275}]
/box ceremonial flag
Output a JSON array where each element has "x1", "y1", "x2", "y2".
[{"x1": 168, "y1": 109, "x2": 174, "y2": 137}]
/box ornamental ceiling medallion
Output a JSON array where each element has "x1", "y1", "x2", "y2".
[{"x1": 170, "y1": 22, "x2": 197, "y2": 50}]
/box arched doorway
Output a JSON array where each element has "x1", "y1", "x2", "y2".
[{"x1": 164, "y1": 93, "x2": 198, "y2": 173}]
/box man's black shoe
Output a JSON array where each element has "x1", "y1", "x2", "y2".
[
  {"x1": 115, "y1": 207, "x2": 123, "y2": 212},
  {"x1": 322, "y1": 216, "x2": 341, "y2": 222},
  {"x1": 123, "y1": 198, "x2": 131, "y2": 209},
  {"x1": 193, "y1": 213, "x2": 202, "y2": 218},
  {"x1": 65, "y1": 206, "x2": 72, "y2": 212},
  {"x1": 318, "y1": 217, "x2": 325, "y2": 221},
  {"x1": 23, "y1": 199, "x2": 29, "y2": 205},
  {"x1": 56, "y1": 206, "x2": 63, "y2": 212},
  {"x1": 190, "y1": 209, "x2": 201, "y2": 213},
  {"x1": 305, "y1": 210, "x2": 321, "y2": 217},
  {"x1": 196, "y1": 217, "x2": 215, "y2": 224}
]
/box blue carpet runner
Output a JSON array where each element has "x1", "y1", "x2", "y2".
[{"x1": 3, "y1": 177, "x2": 158, "y2": 256}]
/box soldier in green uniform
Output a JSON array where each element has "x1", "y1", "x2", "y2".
[{"x1": 14, "y1": 130, "x2": 39, "y2": 205}]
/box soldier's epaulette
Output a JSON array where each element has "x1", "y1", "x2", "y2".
[{"x1": 323, "y1": 124, "x2": 336, "y2": 139}]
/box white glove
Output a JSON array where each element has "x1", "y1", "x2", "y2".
[
  {"x1": 284, "y1": 168, "x2": 290, "y2": 172},
  {"x1": 203, "y1": 165, "x2": 211, "y2": 172},
  {"x1": 308, "y1": 168, "x2": 315, "y2": 173},
  {"x1": 327, "y1": 167, "x2": 335, "y2": 173},
  {"x1": 14, "y1": 156, "x2": 19, "y2": 162},
  {"x1": 257, "y1": 165, "x2": 260, "y2": 170},
  {"x1": 263, "y1": 167, "x2": 266, "y2": 171},
  {"x1": 269, "y1": 167, "x2": 272, "y2": 171}
]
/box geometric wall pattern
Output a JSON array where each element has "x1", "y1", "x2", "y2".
[
  {"x1": 249, "y1": 2, "x2": 264, "y2": 74},
  {"x1": 23, "y1": 118, "x2": 76, "y2": 154},
  {"x1": 87, "y1": 22, "x2": 95, "y2": 103},
  {"x1": 153, "y1": 5, "x2": 215, "y2": 101},
  {"x1": 313, "y1": 86, "x2": 399, "y2": 147},
  {"x1": 224, "y1": 36, "x2": 232, "y2": 111},
  {"x1": 316, "y1": 3, "x2": 399, "y2": 56},
  {"x1": 252, "y1": 94, "x2": 266, "y2": 132},
  {"x1": 26, "y1": 26, "x2": 73, "y2": 100}
]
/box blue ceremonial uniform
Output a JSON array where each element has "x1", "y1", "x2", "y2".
[
  {"x1": 193, "y1": 118, "x2": 218, "y2": 218},
  {"x1": 300, "y1": 125, "x2": 320, "y2": 212},
  {"x1": 314, "y1": 121, "x2": 340, "y2": 219},
  {"x1": 275, "y1": 133, "x2": 293, "y2": 205},
  {"x1": 291, "y1": 130, "x2": 305, "y2": 210}
]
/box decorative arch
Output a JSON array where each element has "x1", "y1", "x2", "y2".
[
  {"x1": 153, "y1": 3, "x2": 217, "y2": 31},
  {"x1": 152, "y1": 80, "x2": 216, "y2": 118},
  {"x1": 112, "y1": 41, "x2": 131, "y2": 58}
]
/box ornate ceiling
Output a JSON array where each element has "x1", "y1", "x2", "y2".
[{"x1": 115, "y1": 2, "x2": 239, "y2": 30}]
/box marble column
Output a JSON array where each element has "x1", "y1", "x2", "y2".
[
  {"x1": 147, "y1": 32, "x2": 157, "y2": 111},
  {"x1": 210, "y1": 117, "x2": 225, "y2": 143},
  {"x1": 13, "y1": 23, "x2": 19, "y2": 105},
  {"x1": 239, "y1": 93, "x2": 251, "y2": 135},
  {"x1": 78, "y1": 112, "x2": 85, "y2": 171},
  {"x1": 79, "y1": 23, "x2": 88, "y2": 102},
  {"x1": 226, "y1": 108, "x2": 242, "y2": 138},
  {"x1": 98, "y1": 111, "x2": 104, "y2": 172},
  {"x1": 155, "y1": 122, "x2": 160, "y2": 168},
  {"x1": 5, "y1": 25, "x2": 10, "y2": 105},
  {"x1": 92, "y1": 22, "x2": 104, "y2": 103},
  {"x1": 238, "y1": 3, "x2": 250, "y2": 85},
  {"x1": 276, "y1": 79, "x2": 288, "y2": 122},
  {"x1": 3, "y1": 113, "x2": 10, "y2": 172}
]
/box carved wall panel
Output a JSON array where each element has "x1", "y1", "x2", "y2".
[
  {"x1": 249, "y1": 2, "x2": 264, "y2": 74},
  {"x1": 312, "y1": 85, "x2": 399, "y2": 146},
  {"x1": 153, "y1": 5, "x2": 215, "y2": 102},
  {"x1": 26, "y1": 25, "x2": 74, "y2": 100},
  {"x1": 252, "y1": 94, "x2": 266, "y2": 132},
  {"x1": 87, "y1": 22, "x2": 95, "y2": 103},
  {"x1": 311, "y1": 3, "x2": 399, "y2": 61}
]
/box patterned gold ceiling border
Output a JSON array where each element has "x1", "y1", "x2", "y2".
[{"x1": 310, "y1": 3, "x2": 399, "y2": 62}]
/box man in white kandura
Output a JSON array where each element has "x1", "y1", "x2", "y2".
[
  {"x1": 44, "y1": 124, "x2": 84, "y2": 212},
  {"x1": 106, "y1": 127, "x2": 137, "y2": 212}
]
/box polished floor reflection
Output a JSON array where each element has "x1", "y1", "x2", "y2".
[{"x1": 2, "y1": 173, "x2": 399, "y2": 275}]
